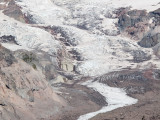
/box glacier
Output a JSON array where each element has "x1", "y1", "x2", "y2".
[
  {"x1": 1, "y1": 0, "x2": 160, "y2": 119},
  {"x1": 78, "y1": 80, "x2": 138, "y2": 120}
]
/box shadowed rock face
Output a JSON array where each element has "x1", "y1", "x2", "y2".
[
  {"x1": 153, "y1": 43, "x2": 160, "y2": 58},
  {"x1": 126, "y1": 50, "x2": 151, "y2": 63},
  {"x1": 137, "y1": 9, "x2": 160, "y2": 48},
  {"x1": 2, "y1": 0, "x2": 26, "y2": 23},
  {"x1": 138, "y1": 33, "x2": 160, "y2": 48},
  {"x1": 117, "y1": 8, "x2": 149, "y2": 39},
  {"x1": 1, "y1": 0, "x2": 35, "y2": 23},
  {"x1": 14, "y1": 50, "x2": 58, "y2": 82},
  {"x1": 117, "y1": 8, "x2": 160, "y2": 51},
  {"x1": 0, "y1": 44, "x2": 17, "y2": 66},
  {"x1": 150, "y1": 8, "x2": 160, "y2": 25},
  {"x1": 118, "y1": 9, "x2": 148, "y2": 30},
  {"x1": 0, "y1": 35, "x2": 19, "y2": 45}
]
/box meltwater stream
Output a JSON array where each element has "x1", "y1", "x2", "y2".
[{"x1": 78, "y1": 80, "x2": 138, "y2": 120}]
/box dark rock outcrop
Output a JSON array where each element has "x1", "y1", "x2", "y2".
[
  {"x1": 0, "y1": 35, "x2": 19, "y2": 45},
  {"x1": 118, "y1": 9, "x2": 148, "y2": 33},
  {"x1": 1, "y1": 0, "x2": 35, "y2": 23},
  {"x1": 138, "y1": 33, "x2": 160, "y2": 48},
  {"x1": 137, "y1": 8, "x2": 160, "y2": 48},
  {"x1": 150, "y1": 8, "x2": 160, "y2": 25},
  {"x1": 129, "y1": 50, "x2": 151, "y2": 63},
  {"x1": 3, "y1": 0, "x2": 26, "y2": 23},
  {"x1": 117, "y1": 8, "x2": 160, "y2": 50},
  {"x1": 0, "y1": 44, "x2": 17, "y2": 66}
]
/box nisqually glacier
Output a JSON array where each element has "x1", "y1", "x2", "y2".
[{"x1": 0, "y1": 0, "x2": 160, "y2": 120}]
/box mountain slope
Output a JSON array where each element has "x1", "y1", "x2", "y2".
[{"x1": 0, "y1": 0, "x2": 160, "y2": 120}]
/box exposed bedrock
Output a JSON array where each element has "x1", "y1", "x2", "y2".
[
  {"x1": 138, "y1": 32, "x2": 160, "y2": 48},
  {"x1": 150, "y1": 8, "x2": 160, "y2": 25},
  {"x1": 117, "y1": 8, "x2": 149, "y2": 40},
  {"x1": 0, "y1": 0, "x2": 36, "y2": 23},
  {"x1": 117, "y1": 8, "x2": 160, "y2": 59},
  {"x1": 0, "y1": 35, "x2": 18, "y2": 45},
  {"x1": 0, "y1": 44, "x2": 67, "y2": 120}
]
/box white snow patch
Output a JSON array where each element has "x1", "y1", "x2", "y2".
[
  {"x1": 1, "y1": 43, "x2": 31, "y2": 51},
  {"x1": 16, "y1": 0, "x2": 70, "y2": 25},
  {"x1": 82, "y1": 0, "x2": 160, "y2": 12},
  {"x1": 0, "y1": 2, "x2": 5, "y2": 5},
  {"x1": 78, "y1": 80, "x2": 138, "y2": 120}
]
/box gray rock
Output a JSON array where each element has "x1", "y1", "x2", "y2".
[
  {"x1": 138, "y1": 33, "x2": 160, "y2": 48},
  {"x1": 150, "y1": 8, "x2": 160, "y2": 25},
  {"x1": 0, "y1": 35, "x2": 18, "y2": 45},
  {"x1": 118, "y1": 9, "x2": 148, "y2": 30}
]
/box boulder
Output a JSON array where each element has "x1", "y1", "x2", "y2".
[{"x1": 138, "y1": 33, "x2": 160, "y2": 48}]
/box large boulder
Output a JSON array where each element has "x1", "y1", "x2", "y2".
[{"x1": 138, "y1": 33, "x2": 160, "y2": 48}]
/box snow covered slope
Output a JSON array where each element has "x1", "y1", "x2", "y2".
[
  {"x1": 0, "y1": 11, "x2": 60, "y2": 54},
  {"x1": 0, "y1": 0, "x2": 160, "y2": 120},
  {"x1": 81, "y1": 0, "x2": 160, "y2": 12},
  {"x1": 15, "y1": 0, "x2": 160, "y2": 26},
  {"x1": 16, "y1": 0, "x2": 70, "y2": 25},
  {"x1": 1, "y1": 0, "x2": 158, "y2": 76}
]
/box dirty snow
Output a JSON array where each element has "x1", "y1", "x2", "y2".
[
  {"x1": 60, "y1": 25, "x2": 152, "y2": 76},
  {"x1": 78, "y1": 80, "x2": 138, "y2": 120},
  {"x1": 16, "y1": 0, "x2": 70, "y2": 25}
]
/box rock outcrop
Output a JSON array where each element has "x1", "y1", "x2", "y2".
[
  {"x1": 117, "y1": 8, "x2": 149, "y2": 40},
  {"x1": 0, "y1": 44, "x2": 68, "y2": 120},
  {"x1": 137, "y1": 9, "x2": 160, "y2": 48},
  {"x1": 138, "y1": 33, "x2": 160, "y2": 48}
]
